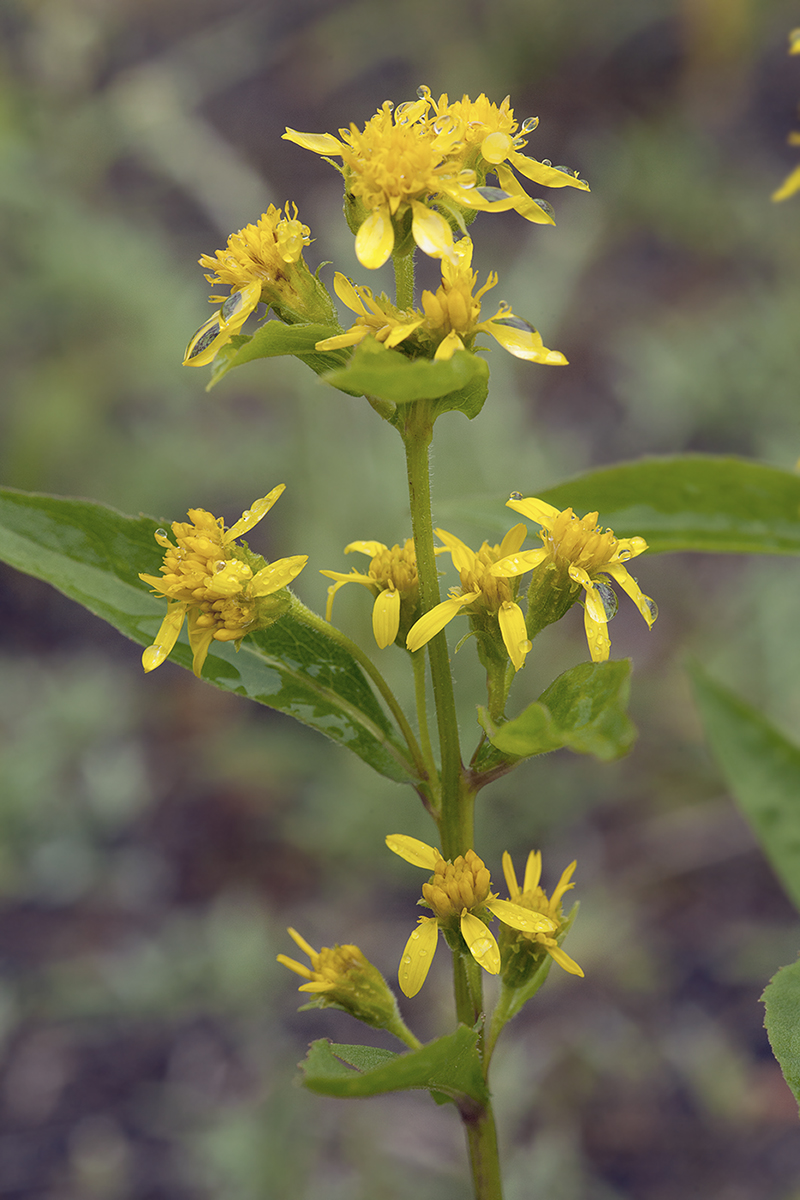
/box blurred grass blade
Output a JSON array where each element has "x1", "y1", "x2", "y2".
[
  {"x1": 691, "y1": 663, "x2": 800, "y2": 912},
  {"x1": 0, "y1": 487, "x2": 415, "y2": 784},
  {"x1": 457, "y1": 457, "x2": 800, "y2": 555}
]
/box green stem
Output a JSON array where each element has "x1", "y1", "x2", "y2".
[
  {"x1": 393, "y1": 249, "x2": 415, "y2": 310},
  {"x1": 411, "y1": 648, "x2": 438, "y2": 784},
  {"x1": 464, "y1": 1109, "x2": 504, "y2": 1200}
]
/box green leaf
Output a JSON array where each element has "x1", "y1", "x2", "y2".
[
  {"x1": 206, "y1": 321, "x2": 349, "y2": 390},
  {"x1": 762, "y1": 958, "x2": 800, "y2": 1115},
  {"x1": 691, "y1": 664, "x2": 800, "y2": 913},
  {"x1": 456, "y1": 456, "x2": 800, "y2": 555},
  {"x1": 0, "y1": 487, "x2": 414, "y2": 784},
  {"x1": 321, "y1": 338, "x2": 489, "y2": 412},
  {"x1": 480, "y1": 660, "x2": 636, "y2": 765},
  {"x1": 299, "y1": 1026, "x2": 489, "y2": 1112}
]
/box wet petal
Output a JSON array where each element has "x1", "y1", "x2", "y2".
[
  {"x1": 315, "y1": 328, "x2": 369, "y2": 351},
  {"x1": 344, "y1": 541, "x2": 388, "y2": 558},
  {"x1": 486, "y1": 316, "x2": 567, "y2": 365},
  {"x1": 405, "y1": 594, "x2": 478, "y2": 651},
  {"x1": 373, "y1": 588, "x2": 400, "y2": 649},
  {"x1": 491, "y1": 548, "x2": 547, "y2": 578},
  {"x1": 583, "y1": 606, "x2": 610, "y2": 663},
  {"x1": 398, "y1": 917, "x2": 439, "y2": 998},
  {"x1": 604, "y1": 564, "x2": 658, "y2": 627},
  {"x1": 498, "y1": 601, "x2": 532, "y2": 671},
  {"x1": 548, "y1": 944, "x2": 584, "y2": 977},
  {"x1": 506, "y1": 495, "x2": 560, "y2": 526},
  {"x1": 332, "y1": 272, "x2": 371, "y2": 316},
  {"x1": 410, "y1": 201, "x2": 456, "y2": 262},
  {"x1": 355, "y1": 208, "x2": 395, "y2": 269},
  {"x1": 460, "y1": 912, "x2": 500, "y2": 974},
  {"x1": 226, "y1": 485, "x2": 285, "y2": 541},
  {"x1": 507, "y1": 149, "x2": 590, "y2": 191},
  {"x1": 493, "y1": 164, "x2": 556, "y2": 225},
  {"x1": 522, "y1": 850, "x2": 543, "y2": 894},
  {"x1": 433, "y1": 330, "x2": 465, "y2": 360},
  {"x1": 142, "y1": 605, "x2": 185, "y2": 673},
  {"x1": 434, "y1": 528, "x2": 476, "y2": 574},
  {"x1": 183, "y1": 311, "x2": 228, "y2": 367},
  {"x1": 385, "y1": 834, "x2": 440, "y2": 869},
  {"x1": 485, "y1": 898, "x2": 555, "y2": 933},
  {"x1": 249, "y1": 554, "x2": 308, "y2": 596},
  {"x1": 282, "y1": 128, "x2": 344, "y2": 155}
]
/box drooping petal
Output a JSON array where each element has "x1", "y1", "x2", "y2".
[
  {"x1": 332, "y1": 272, "x2": 372, "y2": 316},
  {"x1": 226, "y1": 485, "x2": 285, "y2": 541},
  {"x1": 491, "y1": 547, "x2": 548, "y2": 578},
  {"x1": 434, "y1": 529, "x2": 477, "y2": 574},
  {"x1": 315, "y1": 327, "x2": 370, "y2": 351},
  {"x1": 355, "y1": 207, "x2": 395, "y2": 269},
  {"x1": 507, "y1": 148, "x2": 590, "y2": 191},
  {"x1": 383, "y1": 317, "x2": 425, "y2": 348},
  {"x1": 460, "y1": 911, "x2": 500, "y2": 974},
  {"x1": 183, "y1": 311, "x2": 228, "y2": 367},
  {"x1": 218, "y1": 280, "x2": 262, "y2": 329},
  {"x1": 372, "y1": 588, "x2": 401, "y2": 649},
  {"x1": 385, "y1": 834, "x2": 440, "y2": 869},
  {"x1": 548, "y1": 944, "x2": 585, "y2": 977},
  {"x1": 344, "y1": 540, "x2": 389, "y2": 558},
  {"x1": 405, "y1": 593, "x2": 479, "y2": 652},
  {"x1": 498, "y1": 601, "x2": 532, "y2": 671},
  {"x1": 485, "y1": 316, "x2": 567, "y2": 365},
  {"x1": 282, "y1": 128, "x2": 344, "y2": 155},
  {"x1": 494, "y1": 165, "x2": 556, "y2": 225},
  {"x1": 410, "y1": 200, "x2": 456, "y2": 262},
  {"x1": 485, "y1": 898, "x2": 555, "y2": 934},
  {"x1": 142, "y1": 605, "x2": 185, "y2": 673},
  {"x1": 249, "y1": 554, "x2": 308, "y2": 596},
  {"x1": 398, "y1": 917, "x2": 439, "y2": 998},
  {"x1": 583, "y1": 605, "x2": 610, "y2": 663},
  {"x1": 604, "y1": 564, "x2": 658, "y2": 628},
  {"x1": 505, "y1": 496, "x2": 560, "y2": 526}
]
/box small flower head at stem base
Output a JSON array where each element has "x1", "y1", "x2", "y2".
[
  {"x1": 278, "y1": 928, "x2": 413, "y2": 1041},
  {"x1": 499, "y1": 850, "x2": 584, "y2": 988},
  {"x1": 139, "y1": 486, "x2": 307, "y2": 677},
  {"x1": 387, "y1": 834, "x2": 556, "y2": 997},
  {"x1": 492, "y1": 495, "x2": 656, "y2": 662}
]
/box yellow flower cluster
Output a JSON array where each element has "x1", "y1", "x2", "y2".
[
  {"x1": 139, "y1": 486, "x2": 306, "y2": 676},
  {"x1": 773, "y1": 29, "x2": 800, "y2": 202},
  {"x1": 284, "y1": 87, "x2": 589, "y2": 269},
  {"x1": 321, "y1": 537, "x2": 421, "y2": 649}
]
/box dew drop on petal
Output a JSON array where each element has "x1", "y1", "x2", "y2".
[
  {"x1": 509, "y1": 491, "x2": 523, "y2": 501},
  {"x1": 554, "y1": 165, "x2": 571, "y2": 174},
  {"x1": 643, "y1": 596, "x2": 658, "y2": 622},
  {"x1": 521, "y1": 116, "x2": 539, "y2": 132},
  {"x1": 542, "y1": 159, "x2": 552, "y2": 167},
  {"x1": 533, "y1": 198, "x2": 555, "y2": 218},
  {"x1": 155, "y1": 528, "x2": 168, "y2": 539},
  {"x1": 214, "y1": 561, "x2": 227, "y2": 573},
  {"x1": 403, "y1": 955, "x2": 412, "y2": 965}
]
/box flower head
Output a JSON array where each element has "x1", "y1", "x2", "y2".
[
  {"x1": 772, "y1": 29, "x2": 800, "y2": 202},
  {"x1": 420, "y1": 87, "x2": 590, "y2": 224},
  {"x1": 315, "y1": 273, "x2": 424, "y2": 353},
  {"x1": 184, "y1": 204, "x2": 335, "y2": 366},
  {"x1": 499, "y1": 850, "x2": 584, "y2": 985},
  {"x1": 321, "y1": 537, "x2": 421, "y2": 649},
  {"x1": 283, "y1": 95, "x2": 526, "y2": 270},
  {"x1": 386, "y1": 834, "x2": 556, "y2": 998},
  {"x1": 139, "y1": 485, "x2": 307, "y2": 676},
  {"x1": 492, "y1": 495, "x2": 657, "y2": 662},
  {"x1": 406, "y1": 526, "x2": 532, "y2": 671},
  {"x1": 277, "y1": 927, "x2": 407, "y2": 1035}
]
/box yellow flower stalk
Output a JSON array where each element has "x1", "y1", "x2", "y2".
[
  {"x1": 184, "y1": 204, "x2": 335, "y2": 366},
  {"x1": 406, "y1": 525, "x2": 532, "y2": 671},
  {"x1": 278, "y1": 928, "x2": 421, "y2": 1046},
  {"x1": 283, "y1": 96, "x2": 521, "y2": 270},
  {"x1": 386, "y1": 835, "x2": 556, "y2": 998},
  {"x1": 772, "y1": 29, "x2": 800, "y2": 202},
  {"x1": 420, "y1": 87, "x2": 590, "y2": 223},
  {"x1": 139, "y1": 485, "x2": 307, "y2": 676},
  {"x1": 492, "y1": 495, "x2": 657, "y2": 662},
  {"x1": 499, "y1": 850, "x2": 584, "y2": 982},
  {"x1": 321, "y1": 538, "x2": 421, "y2": 650}
]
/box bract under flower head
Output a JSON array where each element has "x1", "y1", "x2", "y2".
[
  {"x1": 406, "y1": 526, "x2": 532, "y2": 671},
  {"x1": 386, "y1": 834, "x2": 556, "y2": 997},
  {"x1": 492, "y1": 496, "x2": 657, "y2": 662},
  {"x1": 500, "y1": 850, "x2": 584, "y2": 980},
  {"x1": 321, "y1": 537, "x2": 421, "y2": 649},
  {"x1": 139, "y1": 486, "x2": 307, "y2": 676},
  {"x1": 283, "y1": 97, "x2": 519, "y2": 270}
]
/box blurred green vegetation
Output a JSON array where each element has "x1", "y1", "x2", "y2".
[{"x1": 2, "y1": 0, "x2": 800, "y2": 1196}]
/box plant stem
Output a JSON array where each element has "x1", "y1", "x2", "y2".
[
  {"x1": 411, "y1": 648, "x2": 438, "y2": 784},
  {"x1": 393, "y1": 249, "x2": 415, "y2": 310},
  {"x1": 464, "y1": 1109, "x2": 505, "y2": 1200}
]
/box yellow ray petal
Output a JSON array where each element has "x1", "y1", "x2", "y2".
[
  {"x1": 434, "y1": 528, "x2": 476, "y2": 574},
  {"x1": 226, "y1": 485, "x2": 285, "y2": 541},
  {"x1": 142, "y1": 605, "x2": 185, "y2": 672},
  {"x1": 491, "y1": 548, "x2": 548, "y2": 578},
  {"x1": 398, "y1": 917, "x2": 439, "y2": 998},
  {"x1": 498, "y1": 601, "x2": 532, "y2": 671},
  {"x1": 282, "y1": 128, "x2": 343, "y2": 154},
  {"x1": 410, "y1": 201, "x2": 456, "y2": 262},
  {"x1": 405, "y1": 593, "x2": 479, "y2": 651},
  {"x1": 460, "y1": 911, "x2": 500, "y2": 974},
  {"x1": 506, "y1": 496, "x2": 560, "y2": 525},
  {"x1": 372, "y1": 588, "x2": 400, "y2": 649},
  {"x1": 385, "y1": 834, "x2": 440, "y2": 869},
  {"x1": 249, "y1": 554, "x2": 308, "y2": 596},
  {"x1": 548, "y1": 944, "x2": 584, "y2": 977},
  {"x1": 355, "y1": 207, "x2": 395, "y2": 269},
  {"x1": 485, "y1": 898, "x2": 555, "y2": 933}
]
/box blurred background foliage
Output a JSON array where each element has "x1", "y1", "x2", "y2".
[{"x1": 2, "y1": 0, "x2": 800, "y2": 1196}]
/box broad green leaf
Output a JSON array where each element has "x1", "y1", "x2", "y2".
[
  {"x1": 762, "y1": 959, "x2": 800, "y2": 1115},
  {"x1": 299, "y1": 1026, "x2": 489, "y2": 1111},
  {"x1": 454, "y1": 456, "x2": 800, "y2": 555},
  {"x1": 322, "y1": 338, "x2": 490, "y2": 411},
  {"x1": 478, "y1": 660, "x2": 635, "y2": 768},
  {"x1": 0, "y1": 488, "x2": 415, "y2": 784},
  {"x1": 206, "y1": 321, "x2": 350, "y2": 390},
  {"x1": 691, "y1": 664, "x2": 800, "y2": 913}
]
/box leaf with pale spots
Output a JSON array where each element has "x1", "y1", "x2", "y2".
[{"x1": 299, "y1": 1027, "x2": 490, "y2": 1111}]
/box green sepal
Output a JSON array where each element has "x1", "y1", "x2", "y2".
[
  {"x1": 476, "y1": 660, "x2": 636, "y2": 770},
  {"x1": 298, "y1": 1026, "x2": 490, "y2": 1114},
  {"x1": 691, "y1": 663, "x2": 800, "y2": 913},
  {"x1": 206, "y1": 322, "x2": 350, "y2": 391},
  {"x1": 0, "y1": 487, "x2": 415, "y2": 785},
  {"x1": 762, "y1": 959, "x2": 800, "y2": 1115},
  {"x1": 459, "y1": 456, "x2": 800, "y2": 556},
  {"x1": 321, "y1": 338, "x2": 489, "y2": 415}
]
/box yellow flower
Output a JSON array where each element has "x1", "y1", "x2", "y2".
[
  {"x1": 278, "y1": 928, "x2": 415, "y2": 1040},
  {"x1": 139, "y1": 485, "x2": 307, "y2": 676},
  {"x1": 772, "y1": 29, "x2": 800, "y2": 202},
  {"x1": 315, "y1": 273, "x2": 424, "y2": 353},
  {"x1": 283, "y1": 96, "x2": 518, "y2": 270},
  {"x1": 420, "y1": 87, "x2": 590, "y2": 223},
  {"x1": 321, "y1": 537, "x2": 421, "y2": 649},
  {"x1": 386, "y1": 835, "x2": 556, "y2": 998},
  {"x1": 500, "y1": 850, "x2": 584, "y2": 980},
  {"x1": 406, "y1": 526, "x2": 532, "y2": 671},
  {"x1": 184, "y1": 204, "x2": 333, "y2": 366},
  {"x1": 492, "y1": 495, "x2": 657, "y2": 662},
  {"x1": 420, "y1": 236, "x2": 566, "y2": 364}
]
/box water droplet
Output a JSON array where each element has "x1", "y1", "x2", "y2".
[
  {"x1": 155, "y1": 528, "x2": 167, "y2": 539},
  {"x1": 533, "y1": 198, "x2": 555, "y2": 218},
  {"x1": 457, "y1": 168, "x2": 476, "y2": 188},
  {"x1": 521, "y1": 116, "x2": 539, "y2": 133},
  {"x1": 554, "y1": 165, "x2": 570, "y2": 174},
  {"x1": 418, "y1": 949, "x2": 428, "y2": 958},
  {"x1": 577, "y1": 178, "x2": 589, "y2": 188},
  {"x1": 384, "y1": 100, "x2": 395, "y2": 112},
  {"x1": 416, "y1": 85, "x2": 429, "y2": 100},
  {"x1": 542, "y1": 158, "x2": 552, "y2": 167},
  {"x1": 509, "y1": 491, "x2": 523, "y2": 501},
  {"x1": 595, "y1": 581, "x2": 618, "y2": 621},
  {"x1": 403, "y1": 955, "x2": 412, "y2": 965},
  {"x1": 214, "y1": 561, "x2": 227, "y2": 573},
  {"x1": 643, "y1": 595, "x2": 658, "y2": 622},
  {"x1": 618, "y1": 549, "x2": 632, "y2": 560},
  {"x1": 395, "y1": 101, "x2": 414, "y2": 122}
]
